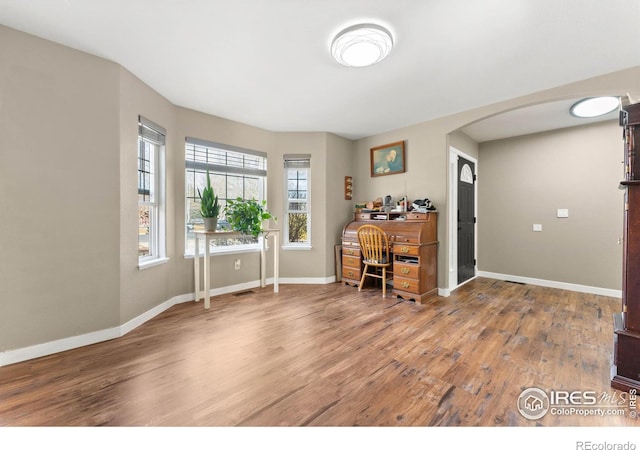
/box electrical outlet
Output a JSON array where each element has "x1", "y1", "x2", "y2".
[{"x1": 234, "y1": 259, "x2": 241, "y2": 270}]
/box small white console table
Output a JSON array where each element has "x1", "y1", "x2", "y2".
[{"x1": 193, "y1": 229, "x2": 280, "y2": 309}]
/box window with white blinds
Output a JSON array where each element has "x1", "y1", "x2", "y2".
[
  {"x1": 185, "y1": 137, "x2": 267, "y2": 254},
  {"x1": 138, "y1": 116, "x2": 166, "y2": 267},
  {"x1": 284, "y1": 154, "x2": 311, "y2": 247}
]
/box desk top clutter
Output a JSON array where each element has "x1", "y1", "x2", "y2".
[{"x1": 354, "y1": 195, "x2": 436, "y2": 215}]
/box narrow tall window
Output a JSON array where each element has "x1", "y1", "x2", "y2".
[
  {"x1": 138, "y1": 116, "x2": 166, "y2": 266},
  {"x1": 284, "y1": 154, "x2": 311, "y2": 247},
  {"x1": 185, "y1": 137, "x2": 267, "y2": 255}
]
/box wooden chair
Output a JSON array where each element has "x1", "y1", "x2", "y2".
[{"x1": 357, "y1": 224, "x2": 392, "y2": 297}]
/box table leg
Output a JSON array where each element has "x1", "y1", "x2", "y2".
[
  {"x1": 204, "y1": 235, "x2": 211, "y2": 309},
  {"x1": 260, "y1": 235, "x2": 267, "y2": 288},
  {"x1": 273, "y1": 231, "x2": 279, "y2": 293},
  {"x1": 194, "y1": 234, "x2": 200, "y2": 302}
]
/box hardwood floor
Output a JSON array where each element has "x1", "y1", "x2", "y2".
[{"x1": 0, "y1": 278, "x2": 637, "y2": 427}]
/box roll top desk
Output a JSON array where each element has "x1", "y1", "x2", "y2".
[{"x1": 341, "y1": 211, "x2": 438, "y2": 303}]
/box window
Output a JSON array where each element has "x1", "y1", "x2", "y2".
[
  {"x1": 284, "y1": 154, "x2": 311, "y2": 247},
  {"x1": 138, "y1": 116, "x2": 166, "y2": 267},
  {"x1": 185, "y1": 137, "x2": 267, "y2": 255}
]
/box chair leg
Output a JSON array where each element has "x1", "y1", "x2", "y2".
[
  {"x1": 358, "y1": 264, "x2": 368, "y2": 292},
  {"x1": 382, "y1": 266, "x2": 386, "y2": 297}
]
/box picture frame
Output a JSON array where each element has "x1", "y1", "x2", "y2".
[{"x1": 370, "y1": 141, "x2": 405, "y2": 177}]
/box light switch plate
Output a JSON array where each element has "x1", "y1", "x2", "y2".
[
  {"x1": 557, "y1": 209, "x2": 569, "y2": 218},
  {"x1": 533, "y1": 224, "x2": 542, "y2": 232}
]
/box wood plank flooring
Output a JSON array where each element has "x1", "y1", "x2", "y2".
[{"x1": 0, "y1": 278, "x2": 637, "y2": 426}]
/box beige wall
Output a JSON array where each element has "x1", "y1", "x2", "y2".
[
  {"x1": 477, "y1": 121, "x2": 623, "y2": 289},
  {"x1": 0, "y1": 25, "x2": 121, "y2": 350},
  {"x1": 353, "y1": 121, "x2": 453, "y2": 289},
  {"x1": 326, "y1": 133, "x2": 356, "y2": 275},
  {"x1": 118, "y1": 68, "x2": 177, "y2": 323},
  {"x1": 273, "y1": 132, "x2": 327, "y2": 279},
  {"x1": 449, "y1": 130, "x2": 479, "y2": 160},
  {"x1": 271, "y1": 132, "x2": 354, "y2": 279}
]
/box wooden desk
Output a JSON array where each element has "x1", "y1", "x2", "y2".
[
  {"x1": 194, "y1": 229, "x2": 280, "y2": 309},
  {"x1": 341, "y1": 211, "x2": 437, "y2": 303}
]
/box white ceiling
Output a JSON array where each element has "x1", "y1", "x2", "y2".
[{"x1": 1, "y1": 0, "x2": 638, "y2": 140}]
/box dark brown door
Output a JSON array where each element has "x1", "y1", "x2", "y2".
[{"x1": 458, "y1": 157, "x2": 475, "y2": 285}]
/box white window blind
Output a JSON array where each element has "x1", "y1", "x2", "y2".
[
  {"x1": 284, "y1": 154, "x2": 311, "y2": 246},
  {"x1": 138, "y1": 116, "x2": 166, "y2": 266}
]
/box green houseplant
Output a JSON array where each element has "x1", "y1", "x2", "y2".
[
  {"x1": 198, "y1": 171, "x2": 220, "y2": 231},
  {"x1": 225, "y1": 198, "x2": 275, "y2": 237}
]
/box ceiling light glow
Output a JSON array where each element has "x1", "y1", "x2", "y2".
[
  {"x1": 331, "y1": 23, "x2": 393, "y2": 68},
  {"x1": 570, "y1": 96, "x2": 620, "y2": 118}
]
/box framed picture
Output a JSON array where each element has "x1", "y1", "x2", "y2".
[{"x1": 370, "y1": 141, "x2": 405, "y2": 177}]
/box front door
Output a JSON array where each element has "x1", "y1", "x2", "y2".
[{"x1": 457, "y1": 157, "x2": 475, "y2": 284}]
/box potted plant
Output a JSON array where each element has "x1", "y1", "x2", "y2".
[
  {"x1": 198, "y1": 171, "x2": 220, "y2": 231},
  {"x1": 225, "y1": 198, "x2": 276, "y2": 237}
]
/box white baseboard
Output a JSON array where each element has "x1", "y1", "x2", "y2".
[
  {"x1": 279, "y1": 276, "x2": 336, "y2": 284},
  {"x1": 477, "y1": 271, "x2": 622, "y2": 298},
  {"x1": 0, "y1": 295, "x2": 185, "y2": 368},
  {"x1": 442, "y1": 275, "x2": 479, "y2": 297},
  {"x1": 0, "y1": 327, "x2": 122, "y2": 368},
  {"x1": 0, "y1": 276, "x2": 338, "y2": 367},
  {"x1": 120, "y1": 296, "x2": 183, "y2": 336}
]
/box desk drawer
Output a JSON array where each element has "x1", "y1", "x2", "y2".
[
  {"x1": 343, "y1": 255, "x2": 361, "y2": 269},
  {"x1": 393, "y1": 276, "x2": 420, "y2": 294},
  {"x1": 342, "y1": 267, "x2": 361, "y2": 280},
  {"x1": 342, "y1": 247, "x2": 361, "y2": 257},
  {"x1": 393, "y1": 244, "x2": 419, "y2": 256},
  {"x1": 394, "y1": 261, "x2": 419, "y2": 278}
]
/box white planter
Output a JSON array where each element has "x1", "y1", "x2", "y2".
[{"x1": 203, "y1": 217, "x2": 218, "y2": 232}]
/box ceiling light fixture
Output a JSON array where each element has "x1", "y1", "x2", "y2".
[
  {"x1": 570, "y1": 96, "x2": 620, "y2": 118},
  {"x1": 331, "y1": 23, "x2": 393, "y2": 68}
]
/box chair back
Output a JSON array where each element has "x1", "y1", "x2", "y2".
[{"x1": 357, "y1": 224, "x2": 390, "y2": 264}]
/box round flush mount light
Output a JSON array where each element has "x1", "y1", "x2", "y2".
[
  {"x1": 570, "y1": 96, "x2": 620, "y2": 118},
  {"x1": 331, "y1": 23, "x2": 393, "y2": 68}
]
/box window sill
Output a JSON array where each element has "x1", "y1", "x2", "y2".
[
  {"x1": 282, "y1": 244, "x2": 312, "y2": 251},
  {"x1": 138, "y1": 257, "x2": 170, "y2": 270}
]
